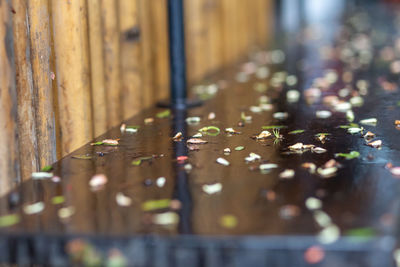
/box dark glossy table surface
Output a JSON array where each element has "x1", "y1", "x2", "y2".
[{"x1": 2, "y1": 2, "x2": 400, "y2": 266}]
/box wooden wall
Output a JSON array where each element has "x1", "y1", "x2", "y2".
[{"x1": 0, "y1": 0, "x2": 273, "y2": 193}]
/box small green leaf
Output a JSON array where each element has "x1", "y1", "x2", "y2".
[
  {"x1": 0, "y1": 214, "x2": 19, "y2": 228},
  {"x1": 156, "y1": 110, "x2": 171, "y2": 118},
  {"x1": 125, "y1": 125, "x2": 140, "y2": 133},
  {"x1": 288, "y1": 129, "x2": 305, "y2": 135},
  {"x1": 315, "y1": 133, "x2": 331, "y2": 137},
  {"x1": 41, "y1": 165, "x2": 53, "y2": 172},
  {"x1": 51, "y1": 196, "x2": 65, "y2": 205},
  {"x1": 339, "y1": 123, "x2": 359, "y2": 129},
  {"x1": 262, "y1": 125, "x2": 287, "y2": 130},
  {"x1": 335, "y1": 151, "x2": 360, "y2": 160},
  {"x1": 126, "y1": 125, "x2": 140, "y2": 129},
  {"x1": 220, "y1": 215, "x2": 238, "y2": 229},
  {"x1": 72, "y1": 155, "x2": 92, "y2": 160},
  {"x1": 132, "y1": 159, "x2": 142, "y2": 166},
  {"x1": 241, "y1": 112, "x2": 252, "y2": 122},
  {"x1": 235, "y1": 146, "x2": 245, "y2": 151},
  {"x1": 199, "y1": 126, "x2": 220, "y2": 136},
  {"x1": 345, "y1": 227, "x2": 376, "y2": 238},
  {"x1": 91, "y1": 141, "x2": 104, "y2": 146},
  {"x1": 142, "y1": 199, "x2": 171, "y2": 211},
  {"x1": 132, "y1": 156, "x2": 152, "y2": 166}
]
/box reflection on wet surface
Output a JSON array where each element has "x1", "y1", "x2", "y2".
[{"x1": 3, "y1": 2, "x2": 400, "y2": 266}]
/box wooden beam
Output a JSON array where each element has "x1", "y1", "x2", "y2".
[
  {"x1": 101, "y1": 0, "x2": 122, "y2": 128},
  {"x1": 87, "y1": 0, "x2": 107, "y2": 136},
  {"x1": 51, "y1": 0, "x2": 93, "y2": 155},
  {"x1": 27, "y1": 0, "x2": 57, "y2": 167},
  {"x1": 138, "y1": 0, "x2": 155, "y2": 107},
  {"x1": 0, "y1": 0, "x2": 20, "y2": 194},
  {"x1": 12, "y1": 0, "x2": 39, "y2": 180},
  {"x1": 150, "y1": 0, "x2": 170, "y2": 101},
  {"x1": 119, "y1": 0, "x2": 142, "y2": 120}
]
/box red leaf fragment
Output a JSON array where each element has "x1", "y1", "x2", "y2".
[{"x1": 177, "y1": 156, "x2": 188, "y2": 163}]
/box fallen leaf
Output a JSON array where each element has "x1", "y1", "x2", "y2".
[
  {"x1": 288, "y1": 129, "x2": 305, "y2": 135},
  {"x1": 89, "y1": 174, "x2": 108, "y2": 188},
  {"x1": 367, "y1": 140, "x2": 382, "y2": 148},
  {"x1": 172, "y1": 132, "x2": 183, "y2": 141},
  {"x1": 360, "y1": 118, "x2": 377, "y2": 126},
  {"x1": 187, "y1": 138, "x2": 208, "y2": 144},
  {"x1": 72, "y1": 154, "x2": 92, "y2": 160},
  {"x1": 279, "y1": 169, "x2": 295, "y2": 179},
  {"x1": 199, "y1": 126, "x2": 220, "y2": 136},
  {"x1": 153, "y1": 212, "x2": 179, "y2": 225},
  {"x1": 116, "y1": 193, "x2": 132, "y2": 207},
  {"x1": 156, "y1": 110, "x2": 171, "y2": 118},
  {"x1": 24, "y1": 202, "x2": 45, "y2": 215},
  {"x1": 51, "y1": 196, "x2": 65, "y2": 205},
  {"x1": 142, "y1": 199, "x2": 171, "y2": 211},
  {"x1": 202, "y1": 183, "x2": 222, "y2": 194},
  {"x1": 219, "y1": 215, "x2": 238, "y2": 229},
  {"x1": 335, "y1": 151, "x2": 360, "y2": 160},
  {"x1": 216, "y1": 157, "x2": 230, "y2": 166},
  {"x1": 0, "y1": 214, "x2": 19, "y2": 228}
]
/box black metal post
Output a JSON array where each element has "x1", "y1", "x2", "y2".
[
  {"x1": 168, "y1": 0, "x2": 186, "y2": 108},
  {"x1": 159, "y1": 0, "x2": 202, "y2": 109}
]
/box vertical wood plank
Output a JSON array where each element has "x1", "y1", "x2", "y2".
[
  {"x1": 138, "y1": 0, "x2": 155, "y2": 107},
  {"x1": 27, "y1": 0, "x2": 57, "y2": 167},
  {"x1": 0, "y1": 0, "x2": 20, "y2": 194},
  {"x1": 220, "y1": 0, "x2": 238, "y2": 66},
  {"x1": 51, "y1": 0, "x2": 93, "y2": 155},
  {"x1": 150, "y1": 0, "x2": 170, "y2": 101},
  {"x1": 256, "y1": 0, "x2": 273, "y2": 47},
  {"x1": 12, "y1": 0, "x2": 39, "y2": 180},
  {"x1": 87, "y1": 0, "x2": 107, "y2": 136},
  {"x1": 184, "y1": 0, "x2": 209, "y2": 83},
  {"x1": 101, "y1": 0, "x2": 122, "y2": 128},
  {"x1": 204, "y1": 0, "x2": 222, "y2": 74},
  {"x1": 119, "y1": 0, "x2": 142, "y2": 120}
]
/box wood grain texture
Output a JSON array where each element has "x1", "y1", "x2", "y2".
[
  {"x1": 12, "y1": 0, "x2": 39, "y2": 180},
  {"x1": 0, "y1": 0, "x2": 20, "y2": 194},
  {"x1": 51, "y1": 0, "x2": 93, "y2": 155},
  {"x1": 138, "y1": 0, "x2": 155, "y2": 108},
  {"x1": 150, "y1": 0, "x2": 170, "y2": 101},
  {"x1": 87, "y1": 0, "x2": 107, "y2": 136},
  {"x1": 119, "y1": 0, "x2": 142, "y2": 120},
  {"x1": 184, "y1": 0, "x2": 209, "y2": 83},
  {"x1": 204, "y1": 0, "x2": 222, "y2": 74},
  {"x1": 27, "y1": 0, "x2": 57, "y2": 167},
  {"x1": 101, "y1": 0, "x2": 122, "y2": 128}
]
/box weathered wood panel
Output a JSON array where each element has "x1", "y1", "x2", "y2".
[
  {"x1": 12, "y1": 0, "x2": 39, "y2": 181},
  {"x1": 101, "y1": 0, "x2": 122, "y2": 128},
  {"x1": 184, "y1": 0, "x2": 209, "y2": 83},
  {"x1": 27, "y1": 0, "x2": 57, "y2": 168},
  {"x1": 138, "y1": 0, "x2": 155, "y2": 108},
  {"x1": 0, "y1": 0, "x2": 20, "y2": 194},
  {"x1": 51, "y1": 0, "x2": 93, "y2": 155},
  {"x1": 87, "y1": 0, "x2": 107, "y2": 136},
  {"x1": 150, "y1": 0, "x2": 170, "y2": 101},
  {"x1": 119, "y1": 0, "x2": 142, "y2": 120}
]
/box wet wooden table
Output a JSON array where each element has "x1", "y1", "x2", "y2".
[{"x1": 2, "y1": 4, "x2": 400, "y2": 267}]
